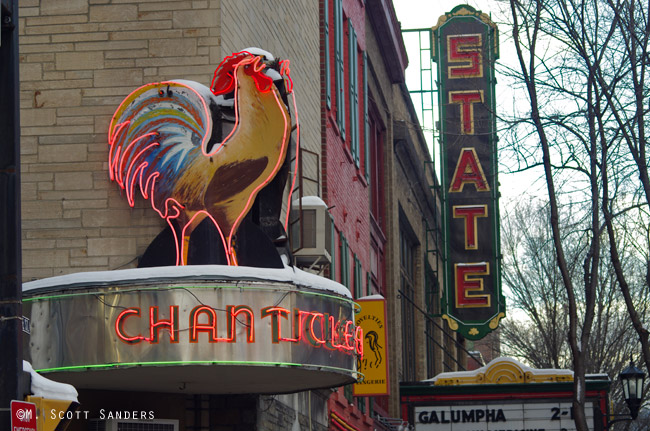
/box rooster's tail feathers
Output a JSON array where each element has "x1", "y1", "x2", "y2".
[{"x1": 108, "y1": 81, "x2": 214, "y2": 213}]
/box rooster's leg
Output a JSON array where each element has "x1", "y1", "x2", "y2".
[
  {"x1": 165, "y1": 217, "x2": 185, "y2": 266},
  {"x1": 176, "y1": 211, "x2": 213, "y2": 265}
]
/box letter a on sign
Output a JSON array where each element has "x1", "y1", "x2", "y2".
[{"x1": 433, "y1": 5, "x2": 506, "y2": 339}]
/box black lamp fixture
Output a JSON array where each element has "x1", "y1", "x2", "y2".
[
  {"x1": 606, "y1": 359, "x2": 646, "y2": 429},
  {"x1": 619, "y1": 361, "x2": 645, "y2": 420}
]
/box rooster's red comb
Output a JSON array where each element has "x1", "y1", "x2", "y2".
[{"x1": 210, "y1": 51, "x2": 274, "y2": 96}]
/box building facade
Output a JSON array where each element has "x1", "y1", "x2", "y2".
[
  {"x1": 17, "y1": 0, "x2": 465, "y2": 430},
  {"x1": 320, "y1": 0, "x2": 464, "y2": 428}
]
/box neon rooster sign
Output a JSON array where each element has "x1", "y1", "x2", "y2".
[{"x1": 108, "y1": 49, "x2": 298, "y2": 267}]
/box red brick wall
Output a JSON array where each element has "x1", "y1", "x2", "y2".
[{"x1": 323, "y1": 0, "x2": 370, "y2": 287}]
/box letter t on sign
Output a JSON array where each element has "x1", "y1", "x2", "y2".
[
  {"x1": 453, "y1": 205, "x2": 488, "y2": 249},
  {"x1": 449, "y1": 91, "x2": 483, "y2": 135}
]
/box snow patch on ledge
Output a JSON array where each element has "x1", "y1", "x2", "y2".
[
  {"x1": 357, "y1": 294, "x2": 385, "y2": 301},
  {"x1": 24, "y1": 361, "x2": 78, "y2": 402},
  {"x1": 293, "y1": 196, "x2": 328, "y2": 207},
  {"x1": 422, "y1": 356, "x2": 574, "y2": 384},
  {"x1": 22, "y1": 265, "x2": 352, "y2": 299}
]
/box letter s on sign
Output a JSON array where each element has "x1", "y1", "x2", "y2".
[{"x1": 447, "y1": 34, "x2": 483, "y2": 78}]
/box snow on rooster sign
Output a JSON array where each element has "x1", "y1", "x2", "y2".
[{"x1": 108, "y1": 48, "x2": 299, "y2": 269}]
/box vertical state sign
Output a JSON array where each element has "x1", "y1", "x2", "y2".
[
  {"x1": 354, "y1": 297, "x2": 389, "y2": 396},
  {"x1": 433, "y1": 5, "x2": 505, "y2": 339}
]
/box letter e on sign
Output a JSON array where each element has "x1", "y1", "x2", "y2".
[{"x1": 455, "y1": 263, "x2": 490, "y2": 308}]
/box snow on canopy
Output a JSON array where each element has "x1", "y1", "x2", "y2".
[{"x1": 22, "y1": 265, "x2": 351, "y2": 298}]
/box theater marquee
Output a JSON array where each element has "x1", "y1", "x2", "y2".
[
  {"x1": 401, "y1": 358, "x2": 609, "y2": 431},
  {"x1": 433, "y1": 5, "x2": 505, "y2": 339},
  {"x1": 22, "y1": 266, "x2": 361, "y2": 394}
]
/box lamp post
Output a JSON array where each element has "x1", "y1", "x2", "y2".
[
  {"x1": 606, "y1": 361, "x2": 646, "y2": 429},
  {"x1": 619, "y1": 362, "x2": 645, "y2": 419}
]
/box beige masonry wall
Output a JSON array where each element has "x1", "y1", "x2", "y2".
[
  {"x1": 18, "y1": 0, "x2": 320, "y2": 282},
  {"x1": 221, "y1": 0, "x2": 321, "y2": 197}
]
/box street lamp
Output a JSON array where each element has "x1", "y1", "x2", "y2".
[
  {"x1": 606, "y1": 360, "x2": 646, "y2": 429},
  {"x1": 619, "y1": 361, "x2": 645, "y2": 420}
]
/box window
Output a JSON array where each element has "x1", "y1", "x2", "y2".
[
  {"x1": 353, "y1": 255, "x2": 362, "y2": 298},
  {"x1": 334, "y1": 0, "x2": 345, "y2": 139},
  {"x1": 357, "y1": 396, "x2": 366, "y2": 413},
  {"x1": 348, "y1": 22, "x2": 359, "y2": 165},
  {"x1": 370, "y1": 230, "x2": 386, "y2": 297},
  {"x1": 400, "y1": 225, "x2": 417, "y2": 381},
  {"x1": 326, "y1": 215, "x2": 336, "y2": 280},
  {"x1": 363, "y1": 52, "x2": 369, "y2": 179},
  {"x1": 324, "y1": 0, "x2": 331, "y2": 108},
  {"x1": 344, "y1": 384, "x2": 353, "y2": 404},
  {"x1": 339, "y1": 232, "x2": 349, "y2": 287},
  {"x1": 368, "y1": 108, "x2": 385, "y2": 228},
  {"x1": 425, "y1": 262, "x2": 439, "y2": 377}
]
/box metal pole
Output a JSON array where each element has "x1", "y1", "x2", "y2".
[{"x1": 0, "y1": 0, "x2": 23, "y2": 425}]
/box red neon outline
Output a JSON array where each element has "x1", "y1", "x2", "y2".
[
  {"x1": 189, "y1": 305, "x2": 218, "y2": 343},
  {"x1": 210, "y1": 52, "x2": 249, "y2": 95},
  {"x1": 109, "y1": 55, "x2": 293, "y2": 267},
  {"x1": 292, "y1": 308, "x2": 311, "y2": 342},
  {"x1": 322, "y1": 315, "x2": 336, "y2": 351},
  {"x1": 245, "y1": 56, "x2": 274, "y2": 93},
  {"x1": 142, "y1": 171, "x2": 159, "y2": 201},
  {"x1": 308, "y1": 313, "x2": 326, "y2": 345},
  {"x1": 166, "y1": 213, "x2": 182, "y2": 266},
  {"x1": 279, "y1": 60, "x2": 294, "y2": 93},
  {"x1": 113, "y1": 304, "x2": 362, "y2": 355},
  {"x1": 108, "y1": 81, "x2": 210, "y2": 265},
  {"x1": 224, "y1": 77, "x2": 291, "y2": 264},
  {"x1": 126, "y1": 143, "x2": 159, "y2": 206},
  {"x1": 261, "y1": 306, "x2": 291, "y2": 344},
  {"x1": 275, "y1": 306, "x2": 300, "y2": 343},
  {"x1": 149, "y1": 306, "x2": 179, "y2": 344},
  {"x1": 342, "y1": 320, "x2": 355, "y2": 352},
  {"x1": 117, "y1": 132, "x2": 157, "y2": 187},
  {"x1": 210, "y1": 51, "x2": 275, "y2": 96},
  {"x1": 115, "y1": 308, "x2": 146, "y2": 344},
  {"x1": 330, "y1": 317, "x2": 342, "y2": 350},
  {"x1": 284, "y1": 89, "x2": 301, "y2": 232},
  {"x1": 230, "y1": 305, "x2": 255, "y2": 343},
  {"x1": 203, "y1": 59, "x2": 247, "y2": 157},
  {"x1": 354, "y1": 326, "x2": 363, "y2": 359},
  {"x1": 108, "y1": 121, "x2": 130, "y2": 182},
  {"x1": 178, "y1": 210, "x2": 230, "y2": 266}
]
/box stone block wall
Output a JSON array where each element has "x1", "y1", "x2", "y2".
[
  {"x1": 18, "y1": 0, "x2": 320, "y2": 281},
  {"x1": 221, "y1": 0, "x2": 321, "y2": 198}
]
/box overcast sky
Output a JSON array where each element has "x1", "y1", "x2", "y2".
[{"x1": 393, "y1": 1, "x2": 547, "y2": 202}]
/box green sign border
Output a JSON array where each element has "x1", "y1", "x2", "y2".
[{"x1": 433, "y1": 5, "x2": 505, "y2": 340}]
